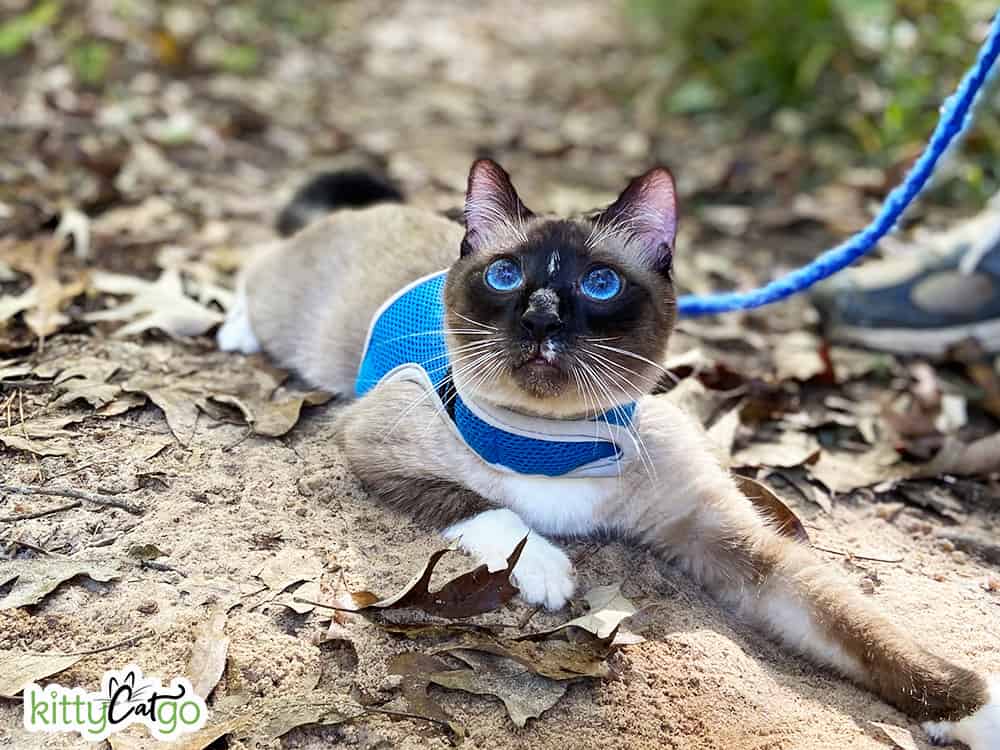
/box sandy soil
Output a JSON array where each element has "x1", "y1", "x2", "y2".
[
  {"x1": 2, "y1": 2, "x2": 999, "y2": 749},
  {"x1": 2, "y1": 339, "x2": 999, "y2": 750}
]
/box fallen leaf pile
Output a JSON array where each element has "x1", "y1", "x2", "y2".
[
  {"x1": 0, "y1": 228, "x2": 229, "y2": 347},
  {"x1": 0, "y1": 337, "x2": 331, "y2": 456},
  {"x1": 0, "y1": 236, "x2": 88, "y2": 347},
  {"x1": 0, "y1": 545, "x2": 648, "y2": 745},
  {"x1": 664, "y1": 332, "x2": 1000, "y2": 527},
  {"x1": 300, "y1": 543, "x2": 645, "y2": 737}
]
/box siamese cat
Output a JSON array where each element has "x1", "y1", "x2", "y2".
[{"x1": 218, "y1": 160, "x2": 997, "y2": 748}]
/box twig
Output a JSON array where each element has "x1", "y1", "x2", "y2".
[
  {"x1": 812, "y1": 544, "x2": 903, "y2": 564},
  {"x1": 0, "y1": 483, "x2": 143, "y2": 515},
  {"x1": 3, "y1": 538, "x2": 65, "y2": 556},
  {"x1": 0, "y1": 501, "x2": 82, "y2": 523},
  {"x1": 290, "y1": 700, "x2": 456, "y2": 731},
  {"x1": 41, "y1": 631, "x2": 152, "y2": 657},
  {"x1": 140, "y1": 560, "x2": 187, "y2": 577},
  {"x1": 362, "y1": 705, "x2": 456, "y2": 729},
  {"x1": 221, "y1": 424, "x2": 254, "y2": 452},
  {"x1": 292, "y1": 596, "x2": 355, "y2": 612},
  {"x1": 43, "y1": 461, "x2": 96, "y2": 483},
  {"x1": 517, "y1": 606, "x2": 541, "y2": 629}
]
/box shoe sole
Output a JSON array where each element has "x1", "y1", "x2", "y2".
[{"x1": 834, "y1": 318, "x2": 1000, "y2": 356}]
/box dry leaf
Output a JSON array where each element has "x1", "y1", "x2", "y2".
[
  {"x1": 934, "y1": 530, "x2": 1000, "y2": 566},
  {"x1": 388, "y1": 652, "x2": 466, "y2": 740},
  {"x1": 434, "y1": 649, "x2": 567, "y2": 728},
  {"x1": 0, "y1": 363, "x2": 32, "y2": 380},
  {"x1": 276, "y1": 579, "x2": 321, "y2": 614},
  {"x1": 664, "y1": 376, "x2": 733, "y2": 426},
  {"x1": 894, "y1": 483, "x2": 967, "y2": 524},
  {"x1": 50, "y1": 357, "x2": 123, "y2": 409},
  {"x1": 736, "y1": 475, "x2": 812, "y2": 540},
  {"x1": 808, "y1": 444, "x2": 905, "y2": 495},
  {"x1": 321, "y1": 574, "x2": 365, "y2": 643},
  {"x1": 378, "y1": 621, "x2": 618, "y2": 681},
  {"x1": 531, "y1": 583, "x2": 645, "y2": 645},
  {"x1": 0, "y1": 412, "x2": 90, "y2": 457},
  {"x1": 107, "y1": 691, "x2": 352, "y2": 750},
  {"x1": 870, "y1": 720, "x2": 920, "y2": 750},
  {"x1": 187, "y1": 611, "x2": 230, "y2": 699},
  {"x1": 0, "y1": 652, "x2": 82, "y2": 698},
  {"x1": 208, "y1": 390, "x2": 332, "y2": 437},
  {"x1": 0, "y1": 559, "x2": 119, "y2": 610},
  {"x1": 122, "y1": 366, "x2": 329, "y2": 444},
  {"x1": 444, "y1": 627, "x2": 616, "y2": 680},
  {"x1": 733, "y1": 430, "x2": 821, "y2": 469},
  {"x1": 773, "y1": 331, "x2": 830, "y2": 382},
  {"x1": 0, "y1": 433, "x2": 74, "y2": 456},
  {"x1": 332, "y1": 538, "x2": 525, "y2": 619},
  {"x1": 0, "y1": 236, "x2": 87, "y2": 342},
  {"x1": 256, "y1": 697, "x2": 352, "y2": 741},
  {"x1": 255, "y1": 548, "x2": 323, "y2": 592},
  {"x1": 86, "y1": 269, "x2": 223, "y2": 338}
]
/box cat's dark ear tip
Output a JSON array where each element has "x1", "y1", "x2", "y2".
[
  {"x1": 467, "y1": 158, "x2": 510, "y2": 185},
  {"x1": 633, "y1": 165, "x2": 679, "y2": 229},
  {"x1": 636, "y1": 165, "x2": 677, "y2": 191}
]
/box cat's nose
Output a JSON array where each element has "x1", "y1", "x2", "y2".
[{"x1": 521, "y1": 309, "x2": 563, "y2": 340}]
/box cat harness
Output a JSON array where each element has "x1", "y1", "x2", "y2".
[{"x1": 356, "y1": 271, "x2": 639, "y2": 478}]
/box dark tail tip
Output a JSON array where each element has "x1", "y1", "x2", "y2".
[{"x1": 276, "y1": 169, "x2": 405, "y2": 237}]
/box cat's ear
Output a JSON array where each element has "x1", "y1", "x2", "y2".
[
  {"x1": 595, "y1": 167, "x2": 677, "y2": 273},
  {"x1": 461, "y1": 159, "x2": 534, "y2": 256}
]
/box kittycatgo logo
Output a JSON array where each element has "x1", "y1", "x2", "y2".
[{"x1": 23, "y1": 665, "x2": 207, "y2": 741}]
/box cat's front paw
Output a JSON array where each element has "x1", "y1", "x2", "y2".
[
  {"x1": 509, "y1": 535, "x2": 575, "y2": 611},
  {"x1": 444, "y1": 508, "x2": 575, "y2": 610},
  {"x1": 923, "y1": 675, "x2": 1000, "y2": 749}
]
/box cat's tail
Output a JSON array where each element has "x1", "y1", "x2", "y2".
[{"x1": 276, "y1": 169, "x2": 405, "y2": 237}]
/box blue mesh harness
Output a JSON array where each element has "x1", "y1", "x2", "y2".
[{"x1": 355, "y1": 271, "x2": 638, "y2": 478}]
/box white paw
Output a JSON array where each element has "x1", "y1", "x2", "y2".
[
  {"x1": 923, "y1": 675, "x2": 1000, "y2": 749},
  {"x1": 444, "y1": 508, "x2": 575, "y2": 610},
  {"x1": 216, "y1": 286, "x2": 260, "y2": 354}
]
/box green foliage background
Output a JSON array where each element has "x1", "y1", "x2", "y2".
[{"x1": 631, "y1": 0, "x2": 999, "y2": 167}]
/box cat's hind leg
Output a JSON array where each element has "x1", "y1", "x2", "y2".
[
  {"x1": 654, "y1": 503, "x2": 994, "y2": 747},
  {"x1": 627, "y1": 396, "x2": 994, "y2": 745}
]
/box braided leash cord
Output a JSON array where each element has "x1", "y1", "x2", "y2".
[{"x1": 677, "y1": 12, "x2": 1000, "y2": 317}]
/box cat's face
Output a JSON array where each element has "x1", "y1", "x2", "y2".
[{"x1": 444, "y1": 160, "x2": 677, "y2": 418}]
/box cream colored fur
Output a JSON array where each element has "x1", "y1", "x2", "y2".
[{"x1": 219, "y1": 203, "x2": 996, "y2": 747}]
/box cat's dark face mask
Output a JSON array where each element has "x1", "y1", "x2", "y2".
[{"x1": 444, "y1": 159, "x2": 678, "y2": 419}]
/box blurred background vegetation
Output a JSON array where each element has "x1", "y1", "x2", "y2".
[
  {"x1": 631, "y1": 0, "x2": 999, "y2": 197},
  {"x1": 1, "y1": 0, "x2": 997, "y2": 203}
]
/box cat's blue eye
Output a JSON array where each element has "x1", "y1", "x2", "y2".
[
  {"x1": 484, "y1": 258, "x2": 523, "y2": 291},
  {"x1": 580, "y1": 266, "x2": 622, "y2": 301}
]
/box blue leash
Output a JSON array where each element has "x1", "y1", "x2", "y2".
[{"x1": 677, "y1": 12, "x2": 1000, "y2": 317}]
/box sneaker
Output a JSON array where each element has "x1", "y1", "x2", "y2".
[{"x1": 812, "y1": 206, "x2": 1000, "y2": 355}]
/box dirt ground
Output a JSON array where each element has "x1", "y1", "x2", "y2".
[{"x1": 2, "y1": 2, "x2": 999, "y2": 749}]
